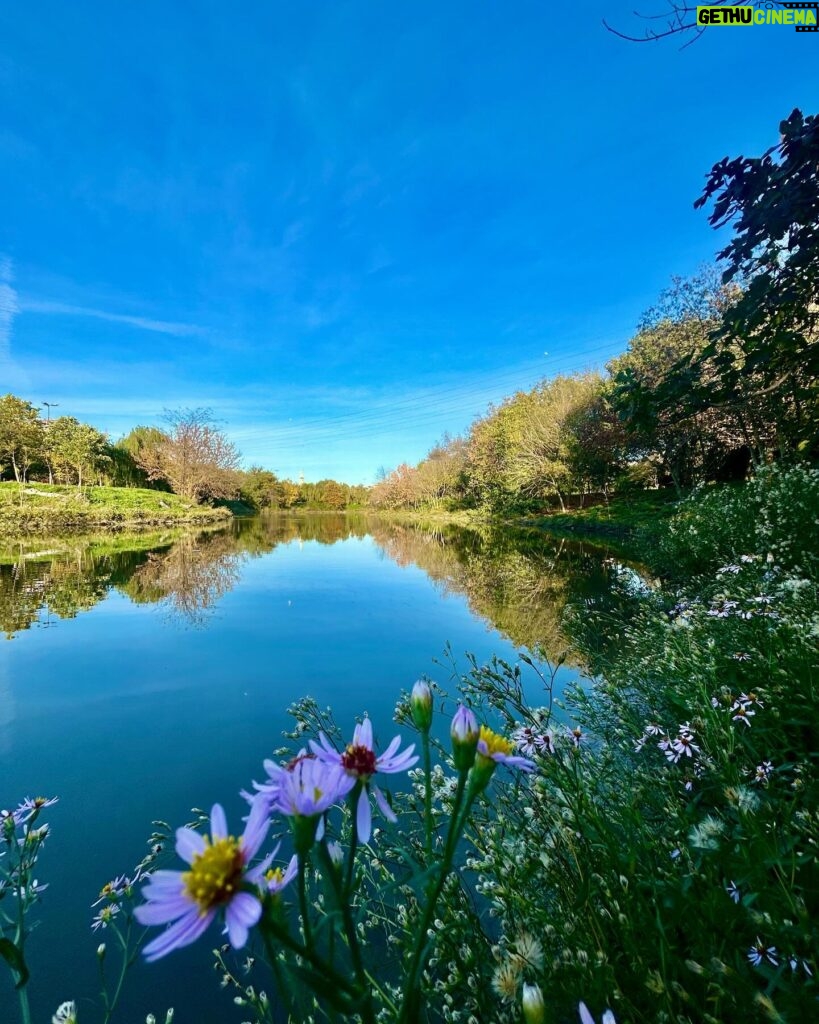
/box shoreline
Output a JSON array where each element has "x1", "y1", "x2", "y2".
[{"x1": 0, "y1": 481, "x2": 232, "y2": 537}]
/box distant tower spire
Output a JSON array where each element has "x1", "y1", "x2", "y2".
[{"x1": 298, "y1": 470, "x2": 304, "y2": 486}]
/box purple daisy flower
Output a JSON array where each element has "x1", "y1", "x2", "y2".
[
  {"x1": 272, "y1": 754, "x2": 346, "y2": 819},
  {"x1": 264, "y1": 853, "x2": 298, "y2": 895},
  {"x1": 134, "y1": 799, "x2": 272, "y2": 962},
  {"x1": 310, "y1": 717, "x2": 418, "y2": 843}
]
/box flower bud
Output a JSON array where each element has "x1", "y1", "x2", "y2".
[
  {"x1": 410, "y1": 681, "x2": 433, "y2": 731},
  {"x1": 451, "y1": 706, "x2": 479, "y2": 771},
  {"x1": 96, "y1": 943, "x2": 106, "y2": 959},
  {"x1": 522, "y1": 984, "x2": 545, "y2": 1024}
]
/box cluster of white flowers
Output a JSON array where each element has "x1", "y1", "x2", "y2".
[
  {"x1": 635, "y1": 721, "x2": 700, "y2": 765},
  {"x1": 512, "y1": 724, "x2": 555, "y2": 757},
  {"x1": 729, "y1": 691, "x2": 763, "y2": 728}
]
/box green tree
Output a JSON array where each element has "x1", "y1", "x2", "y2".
[
  {"x1": 610, "y1": 270, "x2": 753, "y2": 489},
  {"x1": 112, "y1": 426, "x2": 169, "y2": 487},
  {"x1": 239, "y1": 467, "x2": 281, "y2": 510},
  {"x1": 46, "y1": 416, "x2": 108, "y2": 486},
  {"x1": 692, "y1": 108, "x2": 819, "y2": 456},
  {"x1": 0, "y1": 394, "x2": 43, "y2": 482},
  {"x1": 504, "y1": 374, "x2": 606, "y2": 509}
]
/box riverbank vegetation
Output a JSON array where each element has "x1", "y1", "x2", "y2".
[
  {"x1": 3, "y1": 462, "x2": 816, "y2": 1023},
  {"x1": 0, "y1": 481, "x2": 231, "y2": 534}
]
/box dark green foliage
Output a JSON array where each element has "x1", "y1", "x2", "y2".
[
  {"x1": 674, "y1": 109, "x2": 819, "y2": 458},
  {"x1": 463, "y1": 465, "x2": 819, "y2": 1023}
]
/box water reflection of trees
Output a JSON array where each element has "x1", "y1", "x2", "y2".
[
  {"x1": 366, "y1": 521, "x2": 616, "y2": 662},
  {"x1": 0, "y1": 547, "x2": 150, "y2": 638},
  {"x1": 121, "y1": 532, "x2": 243, "y2": 624},
  {"x1": 0, "y1": 515, "x2": 624, "y2": 647}
]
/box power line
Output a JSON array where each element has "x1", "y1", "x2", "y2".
[{"x1": 231, "y1": 342, "x2": 622, "y2": 449}]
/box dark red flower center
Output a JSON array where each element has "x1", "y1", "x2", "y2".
[
  {"x1": 341, "y1": 744, "x2": 377, "y2": 777},
  {"x1": 286, "y1": 752, "x2": 315, "y2": 772}
]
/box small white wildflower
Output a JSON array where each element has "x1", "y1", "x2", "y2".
[
  {"x1": 725, "y1": 880, "x2": 740, "y2": 903},
  {"x1": 748, "y1": 938, "x2": 778, "y2": 967},
  {"x1": 491, "y1": 959, "x2": 521, "y2": 1002},
  {"x1": 92, "y1": 903, "x2": 121, "y2": 931},
  {"x1": 53, "y1": 1003, "x2": 77, "y2": 1024},
  {"x1": 738, "y1": 691, "x2": 764, "y2": 708},
  {"x1": 731, "y1": 706, "x2": 755, "y2": 727},
  {"x1": 788, "y1": 955, "x2": 813, "y2": 977},
  {"x1": 511, "y1": 930, "x2": 543, "y2": 969},
  {"x1": 578, "y1": 1003, "x2": 617, "y2": 1024}
]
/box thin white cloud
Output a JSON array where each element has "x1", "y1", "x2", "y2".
[
  {"x1": 0, "y1": 257, "x2": 20, "y2": 360},
  {"x1": 19, "y1": 299, "x2": 204, "y2": 337}
]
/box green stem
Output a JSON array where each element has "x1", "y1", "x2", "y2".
[
  {"x1": 13, "y1": 847, "x2": 31, "y2": 1024},
  {"x1": 317, "y1": 842, "x2": 375, "y2": 1024},
  {"x1": 344, "y1": 785, "x2": 362, "y2": 899},
  {"x1": 102, "y1": 918, "x2": 134, "y2": 1024},
  {"x1": 261, "y1": 928, "x2": 295, "y2": 1023},
  {"x1": 16, "y1": 986, "x2": 32, "y2": 1024},
  {"x1": 397, "y1": 770, "x2": 474, "y2": 1024},
  {"x1": 297, "y1": 855, "x2": 313, "y2": 947},
  {"x1": 422, "y1": 732, "x2": 433, "y2": 859},
  {"x1": 259, "y1": 911, "x2": 358, "y2": 999}
]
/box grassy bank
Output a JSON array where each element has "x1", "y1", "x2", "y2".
[
  {"x1": 0, "y1": 482, "x2": 232, "y2": 535},
  {"x1": 515, "y1": 489, "x2": 681, "y2": 538},
  {"x1": 374, "y1": 491, "x2": 680, "y2": 559}
]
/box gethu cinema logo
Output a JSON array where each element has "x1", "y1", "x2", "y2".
[{"x1": 696, "y1": 2, "x2": 818, "y2": 29}]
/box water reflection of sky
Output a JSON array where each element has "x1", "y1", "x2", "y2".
[{"x1": 0, "y1": 517, "x2": 611, "y2": 1023}]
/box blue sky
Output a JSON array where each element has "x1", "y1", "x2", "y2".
[{"x1": 0, "y1": 2, "x2": 813, "y2": 482}]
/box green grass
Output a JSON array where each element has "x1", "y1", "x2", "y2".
[
  {"x1": 517, "y1": 489, "x2": 681, "y2": 538},
  {"x1": 0, "y1": 481, "x2": 232, "y2": 535}
]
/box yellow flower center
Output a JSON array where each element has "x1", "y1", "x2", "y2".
[
  {"x1": 183, "y1": 837, "x2": 243, "y2": 913},
  {"x1": 265, "y1": 866, "x2": 284, "y2": 885},
  {"x1": 479, "y1": 725, "x2": 513, "y2": 757}
]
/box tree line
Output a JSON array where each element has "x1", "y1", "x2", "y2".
[
  {"x1": 0, "y1": 404, "x2": 367, "y2": 512},
  {"x1": 372, "y1": 108, "x2": 818, "y2": 513}
]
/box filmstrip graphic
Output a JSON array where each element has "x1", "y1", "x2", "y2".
[{"x1": 779, "y1": 1, "x2": 819, "y2": 31}]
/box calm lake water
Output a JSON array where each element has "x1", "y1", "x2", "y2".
[{"x1": 0, "y1": 513, "x2": 626, "y2": 1023}]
